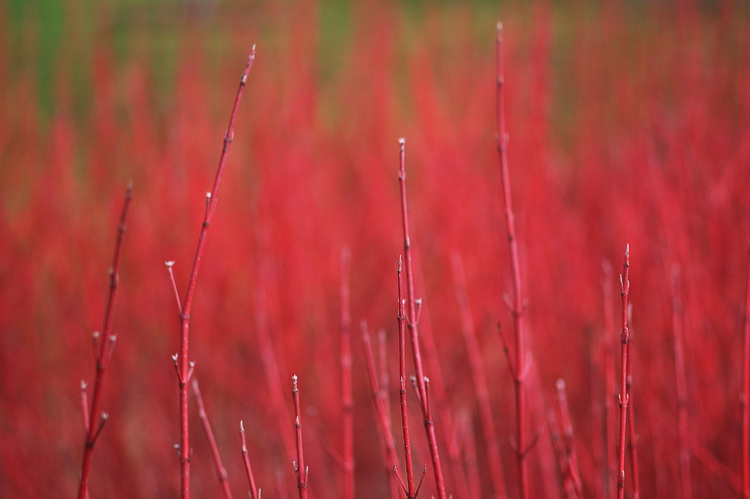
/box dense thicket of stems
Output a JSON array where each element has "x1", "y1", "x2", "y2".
[
  {"x1": 192, "y1": 379, "x2": 232, "y2": 499},
  {"x1": 78, "y1": 184, "x2": 132, "y2": 499},
  {"x1": 495, "y1": 22, "x2": 533, "y2": 498},
  {"x1": 397, "y1": 138, "x2": 446, "y2": 498},
  {"x1": 671, "y1": 267, "x2": 692, "y2": 499},
  {"x1": 169, "y1": 48, "x2": 255, "y2": 499},
  {"x1": 617, "y1": 245, "x2": 630, "y2": 499}
]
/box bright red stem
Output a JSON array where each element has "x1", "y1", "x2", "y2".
[{"x1": 616, "y1": 245, "x2": 630, "y2": 499}]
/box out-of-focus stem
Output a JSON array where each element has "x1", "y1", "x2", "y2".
[
  {"x1": 495, "y1": 22, "x2": 532, "y2": 498},
  {"x1": 743, "y1": 245, "x2": 750, "y2": 499},
  {"x1": 340, "y1": 248, "x2": 354, "y2": 499},
  {"x1": 671, "y1": 267, "x2": 692, "y2": 499},
  {"x1": 192, "y1": 379, "x2": 232, "y2": 499}
]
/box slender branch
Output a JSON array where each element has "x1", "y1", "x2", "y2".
[
  {"x1": 451, "y1": 253, "x2": 507, "y2": 498},
  {"x1": 240, "y1": 421, "x2": 260, "y2": 499},
  {"x1": 671, "y1": 266, "x2": 692, "y2": 499},
  {"x1": 292, "y1": 375, "x2": 309, "y2": 499},
  {"x1": 397, "y1": 257, "x2": 417, "y2": 499},
  {"x1": 617, "y1": 245, "x2": 630, "y2": 499},
  {"x1": 556, "y1": 379, "x2": 583, "y2": 498},
  {"x1": 78, "y1": 183, "x2": 133, "y2": 499},
  {"x1": 361, "y1": 321, "x2": 401, "y2": 499},
  {"x1": 340, "y1": 248, "x2": 355, "y2": 499},
  {"x1": 174, "y1": 47, "x2": 255, "y2": 499},
  {"x1": 192, "y1": 379, "x2": 232, "y2": 499},
  {"x1": 743, "y1": 242, "x2": 750, "y2": 499},
  {"x1": 397, "y1": 138, "x2": 447, "y2": 499},
  {"x1": 495, "y1": 22, "x2": 532, "y2": 498}
]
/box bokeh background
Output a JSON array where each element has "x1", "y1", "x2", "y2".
[{"x1": 2, "y1": 0, "x2": 750, "y2": 497}]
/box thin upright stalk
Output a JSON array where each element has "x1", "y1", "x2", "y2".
[
  {"x1": 78, "y1": 184, "x2": 132, "y2": 499},
  {"x1": 170, "y1": 48, "x2": 255, "y2": 499},
  {"x1": 192, "y1": 379, "x2": 232, "y2": 499},
  {"x1": 451, "y1": 253, "x2": 507, "y2": 498},
  {"x1": 397, "y1": 139, "x2": 446, "y2": 498},
  {"x1": 556, "y1": 379, "x2": 583, "y2": 498},
  {"x1": 361, "y1": 322, "x2": 401, "y2": 499},
  {"x1": 617, "y1": 245, "x2": 630, "y2": 499},
  {"x1": 743, "y1": 245, "x2": 750, "y2": 499},
  {"x1": 397, "y1": 257, "x2": 417, "y2": 499},
  {"x1": 495, "y1": 22, "x2": 532, "y2": 498},
  {"x1": 340, "y1": 248, "x2": 355, "y2": 499},
  {"x1": 292, "y1": 375, "x2": 309, "y2": 499},
  {"x1": 671, "y1": 267, "x2": 692, "y2": 499},
  {"x1": 240, "y1": 421, "x2": 260, "y2": 499}
]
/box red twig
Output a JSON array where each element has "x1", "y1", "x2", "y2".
[
  {"x1": 192, "y1": 379, "x2": 232, "y2": 498},
  {"x1": 396, "y1": 257, "x2": 418, "y2": 499},
  {"x1": 671, "y1": 266, "x2": 692, "y2": 499},
  {"x1": 240, "y1": 421, "x2": 260, "y2": 499},
  {"x1": 78, "y1": 183, "x2": 132, "y2": 499},
  {"x1": 292, "y1": 375, "x2": 309, "y2": 499},
  {"x1": 616, "y1": 245, "x2": 630, "y2": 499},
  {"x1": 340, "y1": 248, "x2": 355, "y2": 499},
  {"x1": 451, "y1": 253, "x2": 507, "y2": 498},
  {"x1": 361, "y1": 321, "x2": 401, "y2": 499},
  {"x1": 170, "y1": 48, "x2": 255, "y2": 499},
  {"x1": 743, "y1": 244, "x2": 750, "y2": 499},
  {"x1": 397, "y1": 138, "x2": 446, "y2": 498},
  {"x1": 495, "y1": 22, "x2": 533, "y2": 498}
]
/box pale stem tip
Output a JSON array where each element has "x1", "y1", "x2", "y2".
[
  {"x1": 172, "y1": 353, "x2": 178, "y2": 363},
  {"x1": 93, "y1": 331, "x2": 100, "y2": 339},
  {"x1": 497, "y1": 21, "x2": 503, "y2": 31},
  {"x1": 165, "y1": 260, "x2": 175, "y2": 268},
  {"x1": 398, "y1": 137, "x2": 405, "y2": 146},
  {"x1": 556, "y1": 378, "x2": 565, "y2": 390},
  {"x1": 240, "y1": 420, "x2": 245, "y2": 432},
  {"x1": 206, "y1": 192, "x2": 212, "y2": 199},
  {"x1": 101, "y1": 412, "x2": 109, "y2": 420},
  {"x1": 625, "y1": 243, "x2": 630, "y2": 255},
  {"x1": 81, "y1": 380, "x2": 88, "y2": 390}
]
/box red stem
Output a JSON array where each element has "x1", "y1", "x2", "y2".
[
  {"x1": 174, "y1": 48, "x2": 255, "y2": 499},
  {"x1": 340, "y1": 248, "x2": 354, "y2": 499},
  {"x1": 397, "y1": 138, "x2": 447, "y2": 498},
  {"x1": 361, "y1": 322, "x2": 401, "y2": 499},
  {"x1": 78, "y1": 183, "x2": 132, "y2": 499},
  {"x1": 292, "y1": 375, "x2": 308, "y2": 499},
  {"x1": 397, "y1": 257, "x2": 417, "y2": 498},
  {"x1": 671, "y1": 267, "x2": 692, "y2": 499},
  {"x1": 556, "y1": 379, "x2": 584, "y2": 498},
  {"x1": 192, "y1": 379, "x2": 232, "y2": 499},
  {"x1": 743, "y1": 245, "x2": 750, "y2": 499},
  {"x1": 616, "y1": 245, "x2": 630, "y2": 499},
  {"x1": 240, "y1": 421, "x2": 260, "y2": 499},
  {"x1": 451, "y1": 253, "x2": 507, "y2": 498},
  {"x1": 495, "y1": 22, "x2": 532, "y2": 498}
]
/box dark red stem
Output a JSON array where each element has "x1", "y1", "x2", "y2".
[
  {"x1": 617, "y1": 245, "x2": 630, "y2": 499},
  {"x1": 78, "y1": 183, "x2": 132, "y2": 499},
  {"x1": 175, "y1": 48, "x2": 255, "y2": 499},
  {"x1": 292, "y1": 375, "x2": 308, "y2": 499},
  {"x1": 340, "y1": 248, "x2": 354, "y2": 499}
]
